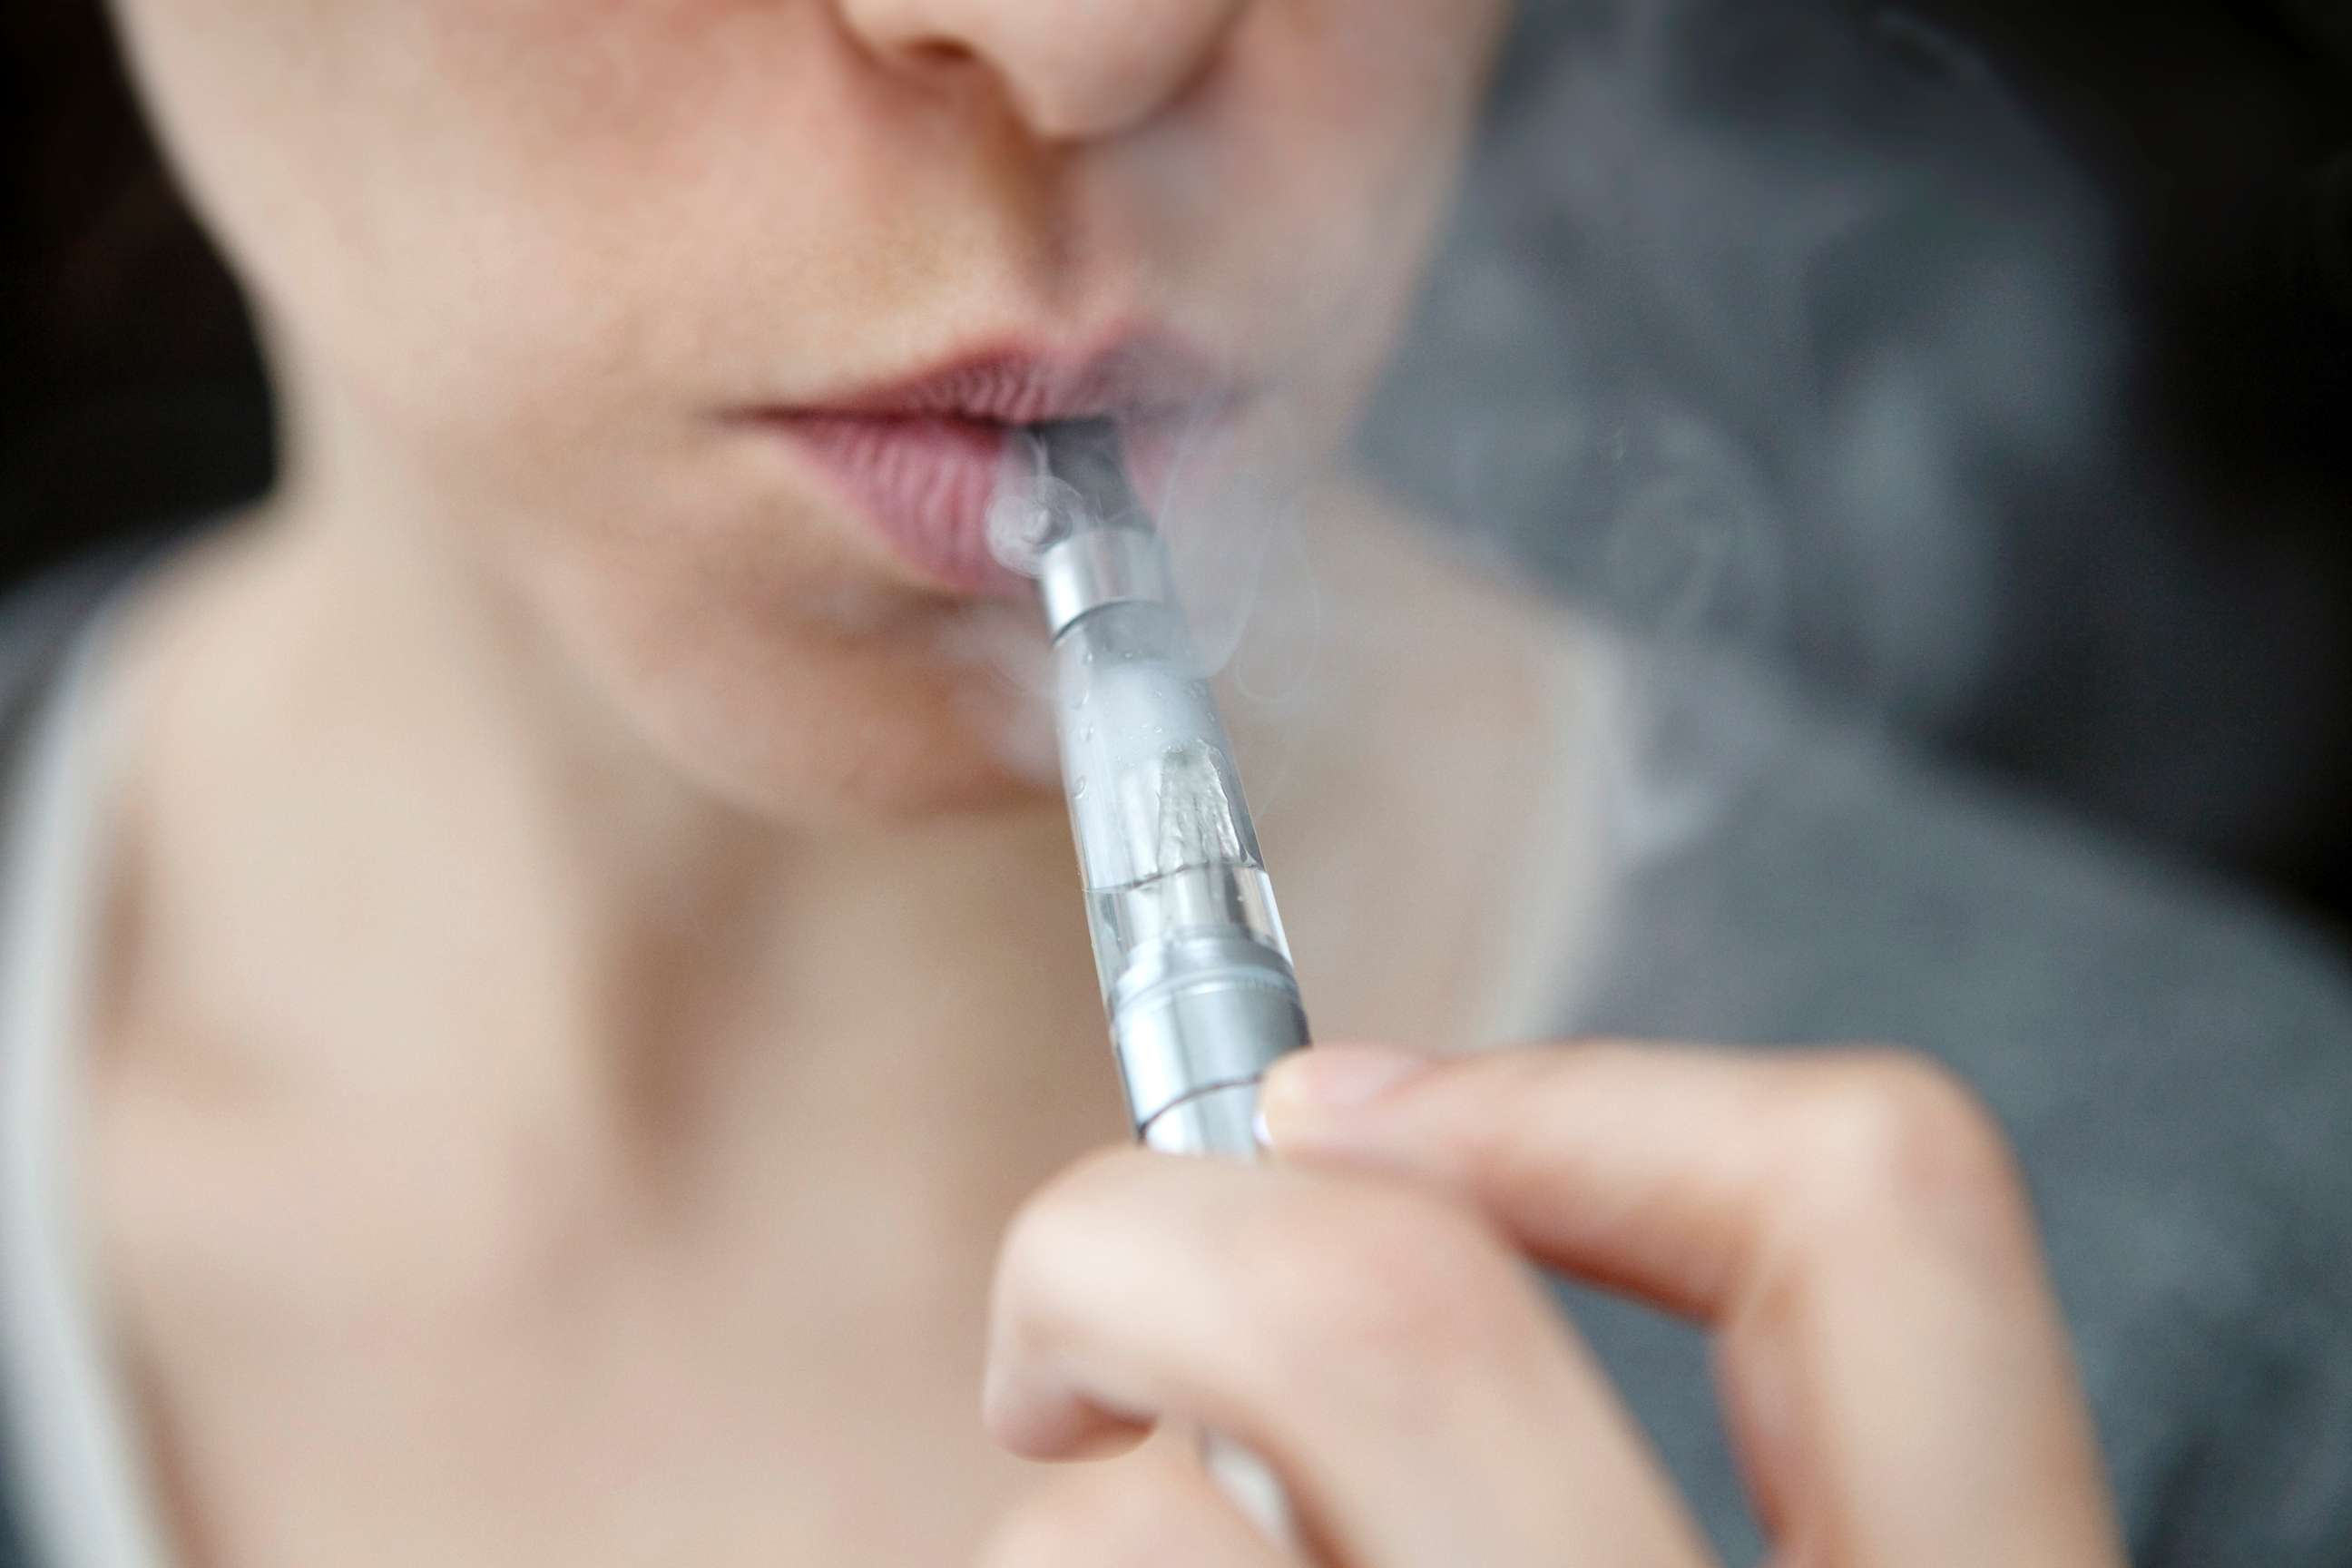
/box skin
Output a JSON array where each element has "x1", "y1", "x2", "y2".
[
  {"x1": 986, "y1": 1045, "x2": 2126, "y2": 1565},
  {"x1": 75, "y1": 0, "x2": 2124, "y2": 1561}
]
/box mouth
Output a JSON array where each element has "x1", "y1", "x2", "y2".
[{"x1": 728, "y1": 333, "x2": 1248, "y2": 595}]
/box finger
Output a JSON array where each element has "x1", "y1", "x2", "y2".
[
  {"x1": 976, "y1": 1444, "x2": 1305, "y2": 1568},
  {"x1": 1260, "y1": 1043, "x2": 2126, "y2": 1567},
  {"x1": 985, "y1": 1146, "x2": 1718, "y2": 1568}
]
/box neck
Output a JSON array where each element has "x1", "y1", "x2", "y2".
[{"x1": 102, "y1": 394, "x2": 1127, "y2": 1208}]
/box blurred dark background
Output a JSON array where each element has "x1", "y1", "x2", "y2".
[
  {"x1": 7, "y1": 0, "x2": 2351, "y2": 931},
  {"x1": 1366, "y1": 0, "x2": 2352, "y2": 934},
  {"x1": 2, "y1": 0, "x2": 271, "y2": 580}
]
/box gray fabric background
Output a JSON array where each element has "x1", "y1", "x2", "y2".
[{"x1": 1562, "y1": 647, "x2": 2352, "y2": 1562}]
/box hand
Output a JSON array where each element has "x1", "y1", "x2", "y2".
[{"x1": 977, "y1": 1042, "x2": 2127, "y2": 1566}]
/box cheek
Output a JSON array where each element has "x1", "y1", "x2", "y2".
[
  {"x1": 1191, "y1": 0, "x2": 1509, "y2": 426},
  {"x1": 110, "y1": 0, "x2": 878, "y2": 450}
]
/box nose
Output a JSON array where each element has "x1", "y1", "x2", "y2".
[{"x1": 838, "y1": 0, "x2": 1250, "y2": 142}]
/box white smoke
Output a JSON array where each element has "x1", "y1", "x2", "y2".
[{"x1": 1363, "y1": 0, "x2": 2132, "y2": 848}]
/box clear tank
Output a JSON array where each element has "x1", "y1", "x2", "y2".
[{"x1": 1052, "y1": 595, "x2": 1295, "y2": 998}]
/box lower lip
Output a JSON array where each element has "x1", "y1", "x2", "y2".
[{"x1": 746, "y1": 409, "x2": 1221, "y2": 595}]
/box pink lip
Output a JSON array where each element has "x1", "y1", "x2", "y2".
[{"x1": 731, "y1": 336, "x2": 1244, "y2": 594}]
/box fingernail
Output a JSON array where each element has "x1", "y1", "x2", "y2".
[{"x1": 1261, "y1": 1044, "x2": 1433, "y2": 1131}]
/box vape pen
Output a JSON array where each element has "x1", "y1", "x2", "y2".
[{"x1": 1011, "y1": 418, "x2": 1309, "y2": 1535}]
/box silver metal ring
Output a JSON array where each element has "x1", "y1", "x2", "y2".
[{"x1": 1038, "y1": 525, "x2": 1175, "y2": 640}]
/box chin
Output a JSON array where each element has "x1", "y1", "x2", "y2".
[{"x1": 545, "y1": 558, "x2": 1066, "y2": 828}]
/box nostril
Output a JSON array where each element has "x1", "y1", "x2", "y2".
[
  {"x1": 838, "y1": 5, "x2": 983, "y2": 82},
  {"x1": 896, "y1": 34, "x2": 981, "y2": 76}
]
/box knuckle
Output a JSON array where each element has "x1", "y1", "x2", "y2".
[
  {"x1": 1791, "y1": 1050, "x2": 2028, "y2": 1237},
  {"x1": 990, "y1": 1147, "x2": 1151, "y2": 1362},
  {"x1": 1000, "y1": 1147, "x2": 1142, "y2": 1279},
  {"x1": 1242, "y1": 1183, "x2": 1533, "y2": 1387},
  {"x1": 1459, "y1": 1052, "x2": 1592, "y2": 1211}
]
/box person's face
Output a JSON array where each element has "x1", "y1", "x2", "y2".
[{"x1": 109, "y1": 0, "x2": 1511, "y2": 819}]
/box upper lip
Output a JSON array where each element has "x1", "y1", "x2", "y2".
[{"x1": 757, "y1": 331, "x2": 1244, "y2": 426}]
